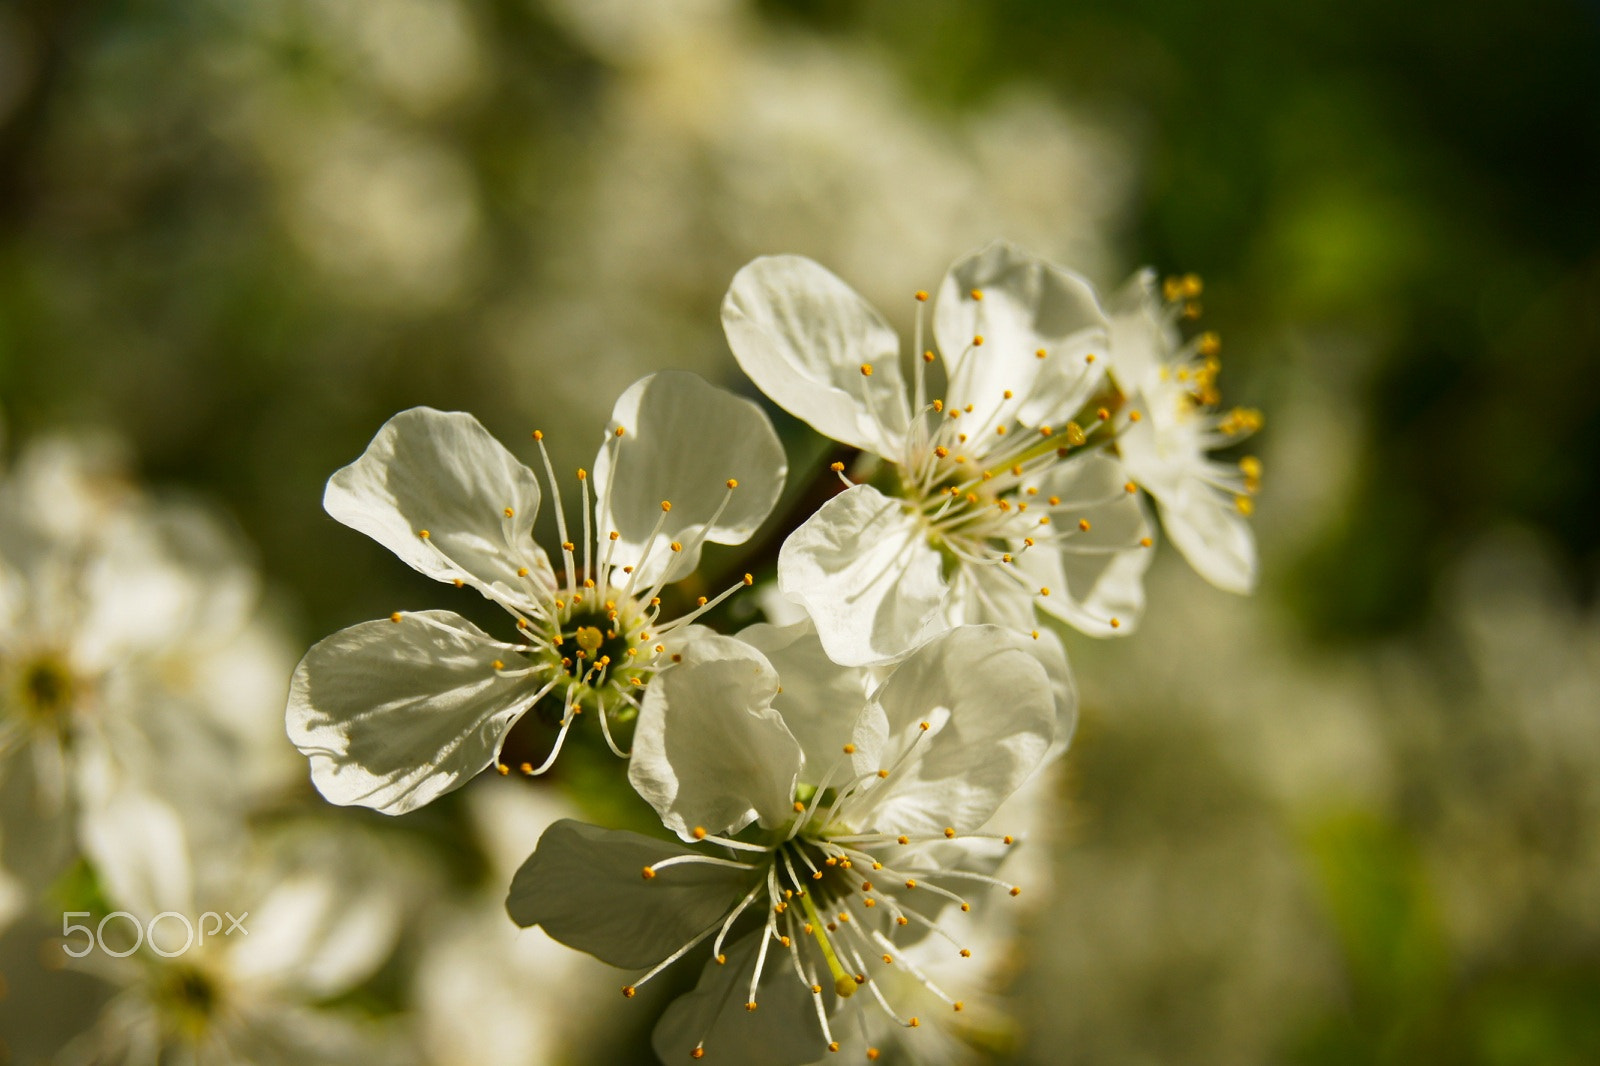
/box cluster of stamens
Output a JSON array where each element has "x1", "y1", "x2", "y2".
[
  {"x1": 388, "y1": 427, "x2": 755, "y2": 773},
  {"x1": 831, "y1": 286, "x2": 1158, "y2": 631},
  {"x1": 629, "y1": 725, "x2": 1022, "y2": 1059}
]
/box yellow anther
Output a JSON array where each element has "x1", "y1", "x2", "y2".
[
  {"x1": 1236, "y1": 495, "x2": 1255, "y2": 516},
  {"x1": 909, "y1": 1017, "x2": 920, "y2": 1028},
  {"x1": 1128, "y1": 410, "x2": 1142, "y2": 422},
  {"x1": 954, "y1": 1001, "x2": 965, "y2": 1012},
  {"x1": 960, "y1": 902, "x2": 971, "y2": 912},
  {"x1": 742, "y1": 573, "x2": 754, "y2": 586},
  {"x1": 609, "y1": 531, "x2": 620, "y2": 541},
  {"x1": 1096, "y1": 406, "x2": 1110, "y2": 421},
  {"x1": 641, "y1": 867, "x2": 656, "y2": 880},
  {"x1": 1003, "y1": 835, "x2": 1015, "y2": 845},
  {"x1": 660, "y1": 500, "x2": 672, "y2": 512},
  {"x1": 972, "y1": 335, "x2": 984, "y2": 346},
  {"x1": 1140, "y1": 536, "x2": 1153, "y2": 548},
  {"x1": 495, "y1": 763, "x2": 509, "y2": 775},
  {"x1": 896, "y1": 916, "x2": 908, "y2": 926},
  {"x1": 692, "y1": 826, "x2": 707, "y2": 840},
  {"x1": 519, "y1": 762, "x2": 533, "y2": 775},
  {"x1": 919, "y1": 721, "x2": 931, "y2": 731},
  {"x1": 860, "y1": 363, "x2": 873, "y2": 377},
  {"x1": 944, "y1": 827, "x2": 956, "y2": 838},
  {"x1": 922, "y1": 350, "x2": 935, "y2": 363},
  {"x1": 1046, "y1": 495, "x2": 1060, "y2": 506},
  {"x1": 1024, "y1": 537, "x2": 1035, "y2": 547},
  {"x1": 453, "y1": 578, "x2": 464, "y2": 587},
  {"x1": 794, "y1": 801, "x2": 806, "y2": 812},
  {"x1": 1163, "y1": 276, "x2": 1184, "y2": 302},
  {"x1": 726, "y1": 478, "x2": 739, "y2": 489},
  {"x1": 692, "y1": 1050, "x2": 704, "y2": 1060},
  {"x1": 492, "y1": 659, "x2": 504, "y2": 670},
  {"x1": 960, "y1": 949, "x2": 972, "y2": 958},
  {"x1": 915, "y1": 290, "x2": 929, "y2": 302},
  {"x1": 1036, "y1": 348, "x2": 1047, "y2": 359},
  {"x1": 1182, "y1": 273, "x2": 1203, "y2": 298},
  {"x1": 1040, "y1": 587, "x2": 1051, "y2": 597},
  {"x1": 811, "y1": 983, "x2": 822, "y2": 994},
  {"x1": 1125, "y1": 481, "x2": 1138, "y2": 494},
  {"x1": 831, "y1": 461, "x2": 845, "y2": 472},
  {"x1": 615, "y1": 426, "x2": 625, "y2": 438},
  {"x1": 881, "y1": 954, "x2": 893, "y2": 964},
  {"x1": 897, "y1": 835, "x2": 909, "y2": 845},
  {"x1": 1199, "y1": 331, "x2": 1221, "y2": 356},
  {"x1": 1240, "y1": 456, "x2": 1262, "y2": 479},
  {"x1": 1009, "y1": 886, "x2": 1022, "y2": 896},
  {"x1": 718, "y1": 954, "x2": 728, "y2": 965},
  {"x1": 1109, "y1": 617, "x2": 1121, "y2": 629},
  {"x1": 1086, "y1": 353, "x2": 1097, "y2": 363},
  {"x1": 828, "y1": 1042, "x2": 840, "y2": 1053},
  {"x1": 931, "y1": 399, "x2": 943, "y2": 412},
  {"x1": 843, "y1": 743, "x2": 856, "y2": 754},
  {"x1": 877, "y1": 769, "x2": 889, "y2": 778},
  {"x1": 868, "y1": 1050, "x2": 881, "y2": 1061},
  {"x1": 934, "y1": 446, "x2": 949, "y2": 459},
  {"x1": 517, "y1": 567, "x2": 530, "y2": 577},
  {"x1": 503, "y1": 507, "x2": 515, "y2": 518},
  {"x1": 1066, "y1": 422, "x2": 1087, "y2": 446},
  {"x1": 745, "y1": 1002, "x2": 757, "y2": 1013},
  {"x1": 1078, "y1": 519, "x2": 1091, "y2": 532},
  {"x1": 696, "y1": 596, "x2": 708, "y2": 607},
  {"x1": 996, "y1": 425, "x2": 1007, "y2": 436},
  {"x1": 670, "y1": 541, "x2": 683, "y2": 553},
  {"x1": 622, "y1": 985, "x2": 636, "y2": 998},
  {"x1": 577, "y1": 468, "x2": 587, "y2": 480},
  {"x1": 970, "y1": 288, "x2": 983, "y2": 301},
  {"x1": 418, "y1": 529, "x2": 430, "y2": 539},
  {"x1": 532, "y1": 430, "x2": 544, "y2": 441}
]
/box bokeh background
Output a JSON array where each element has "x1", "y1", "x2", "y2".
[{"x1": 2, "y1": 0, "x2": 1597, "y2": 1061}]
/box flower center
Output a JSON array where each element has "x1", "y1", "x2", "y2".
[
  {"x1": 8, "y1": 652, "x2": 76, "y2": 726},
  {"x1": 154, "y1": 962, "x2": 223, "y2": 1040}
]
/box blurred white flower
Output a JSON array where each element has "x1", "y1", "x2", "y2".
[
  {"x1": 58, "y1": 781, "x2": 414, "y2": 1066},
  {"x1": 0, "y1": 436, "x2": 296, "y2": 891},
  {"x1": 508, "y1": 624, "x2": 1060, "y2": 1063},
  {"x1": 1106, "y1": 271, "x2": 1263, "y2": 593},
  {"x1": 724, "y1": 242, "x2": 1154, "y2": 665},
  {"x1": 414, "y1": 777, "x2": 614, "y2": 1066},
  {"x1": 287, "y1": 371, "x2": 787, "y2": 814}
]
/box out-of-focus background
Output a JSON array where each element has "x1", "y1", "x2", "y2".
[{"x1": 1, "y1": 0, "x2": 1597, "y2": 1061}]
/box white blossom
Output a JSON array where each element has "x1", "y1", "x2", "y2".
[
  {"x1": 286, "y1": 371, "x2": 787, "y2": 814},
  {"x1": 507, "y1": 623, "x2": 1063, "y2": 1063},
  {"x1": 1105, "y1": 271, "x2": 1263, "y2": 593},
  {"x1": 723, "y1": 241, "x2": 1156, "y2": 666}
]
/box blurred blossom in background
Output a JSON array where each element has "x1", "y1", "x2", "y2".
[{"x1": 1, "y1": 0, "x2": 1597, "y2": 1063}]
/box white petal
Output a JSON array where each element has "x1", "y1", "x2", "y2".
[
  {"x1": 1020, "y1": 452, "x2": 1155, "y2": 637},
  {"x1": 777, "y1": 484, "x2": 946, "y2": 667},
  {"x1": 737, "y1": 618, "x2": 873, "y2": 789},
  {"x1": 286, "y1": 610, "x2": 536, "y2": 815},
  {"x1": 1106, "y1": 268, "x2": 1177, "y2": 392},
  {"x1": 1159, "y1": 481, "x2": 1259, "y2": 594},
  {"x1": 630, "y1": 633, "x2": 801, "y2": 838},
  {"x1": 76, "y1": 775, "x2": 194, "y2": 923},
  {"x1": 651, "y1": 931, "x2": 824, "y2": 1066},
  {"x1": 231, "y1": 870, "x2": 402, "y2": 999},
  {"x1": 723, "y1": 255, "x2": 910, "y2": 457},
  {"x1": 934, "y1": 241, "x2": 1109, "y2": 430},
  {"x1": 324, "y1": 408, "x2": 552, "y2": 608},
  {"x1": 506, "y1": 819, "x2": 759, "y2": 969},
  {"x1": 852, "y1": 626, "x2": 1054, "y2": 836},
  {"x1": 592, "y1": 371, "x2": 787, "y2": 588},
  {"x1": 1019, "y1": 626, "x2": 1079, "y2": 760}
]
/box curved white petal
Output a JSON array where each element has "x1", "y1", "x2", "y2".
[
  {"x1": 777, "y1": 484, "x2": 946, "y2": 667},
  {"x1": 1159, "y1": 480, "x2": 1258, "y2": 594},
  {"x1": 324, "y1": 408, "x2": 552, "y2": 609},
  {"x1": 723, "y1": 255, "x2": 910, "y2": 457},
  {"x1": 737, "y1": 617, "x2": 872, "y2": 789},
  {"x1": 1106, "y1": 268, "x2": 1177, "y2": 393},
  {"x1": 592, "y1": 371, "x2": 787, "y2": 588},
  {"x1": 286, "y1": 610, "x2": 536, "y2": 815},
  {"x1": 934, "y1": 241, "x2": 1110, "y2": 431},
  {"x1": 850, "y1": 626, "x2": 1054, "y2": 836},
  {"x1": 1019, "y1": 452, "x2": 1155, "y2": 637},
  {"x1": 506, "y1": 819, "x2": 759, "y2": 970},
  {"x1": 651, "y1": 930, "x2": 825, "y2": 1066},
  {"x1": 629, "y1": 634, "x2": 801, "y2": 839}
]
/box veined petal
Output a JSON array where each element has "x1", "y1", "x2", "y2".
[
  {"x1": 506, "y1": 819, "x2": 759, "y2": 970},
  {"x1": 934, "y1": 241, "x2": 1109, "y2": 430},
  {"x1": 592, "y1": 371, "x2": 787, "y2": 589},
  {"x1": 1020, "y1": 452, "x2": 1154, "y2": 637},
  {"x1": 629, "y1": 634, "x2": 801, "y2": 839},
  {"x1": 324, "y1": 408, "x2": 552, "y2": 609},
  {"x1": 852, "y1": 626, "x2": 1054, "y2": 836},
  {"x1": 286, "y1": 610, "x2": 536, "y2": 815},
  {"x1": 723, "y1": 255, "x2": 910, "y2": 457},
  {"x1": 737, "y1": 618, "x2": 872, "y2": 789},
  {"x1": 777, "y1": 484, "x2": 946, "y2": 668},
  {"x1": 1159, "y1": 480, "x2": 1258, "y2": 594},
  {"x1": 652, "y1": 930, "x2": 825, "y2": 1066}
]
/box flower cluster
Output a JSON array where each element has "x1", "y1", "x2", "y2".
[{"x1": 286, "y1": 240, "x2": 1262, "y2": 1062}]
